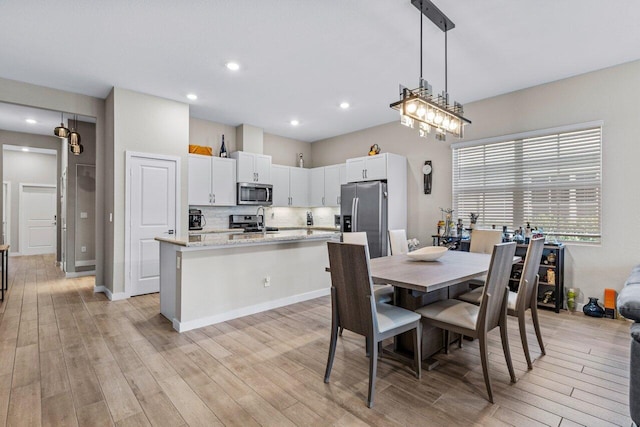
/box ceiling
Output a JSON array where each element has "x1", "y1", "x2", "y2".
[{"x1": 1, "y1": 0, "x2": 640, "y2": 142}]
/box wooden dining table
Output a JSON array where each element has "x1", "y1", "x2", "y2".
[{"x1": 367, "y1": 250, "x2": 520, "y2": 366}]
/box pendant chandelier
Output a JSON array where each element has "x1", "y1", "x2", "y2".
[
  {"x1": 53, "y1": 112, "x2": 70, "y2": 139},
  {"x1": 67, "y1": 114, "x2": 84, "y2": 156},
  {"x1": 390, "y1": 0, "x2": 471, "y2": 141}
]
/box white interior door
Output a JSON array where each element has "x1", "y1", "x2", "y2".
[
  {"x1": 129, "y1": 155, "x2": 177, "y2": 296},
  {"x1": 20, "y1": 184, "x2": 56, "y2": 255},
  {"x1": 3, "y1": 182, "x2": 9, "y2": 246}
]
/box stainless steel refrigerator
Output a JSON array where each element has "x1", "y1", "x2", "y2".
[{"x1": 340, "y1": 181, "x2": 388, "y2": 258}]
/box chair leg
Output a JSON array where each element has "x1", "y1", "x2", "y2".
[
  {"x1": 530, "y1": 304, "x2": 546, "y2": 355},
  {"x1": 365, "y1": 337, "x2": 370, "y2": 357},
  {"x1": 458, "y1": 334, "x2": 463, "y2": 348},
  {"x1": 413, "y1": 322, "x2": 422, "y2": 379},
  {"x1": 324, "y1": 324, "x2": 339, "y2": 383},
  {"x1": 500, "y1": 321, "x2": 517, "y2": 384},
  {"x1": 367, "y1": 336, "x2": 379, "y2": 408},
  {"x1": 478, "y1": 333, "x2": 493, "y2": 404},
  {"x1": 518, "y1": 311, "x2": 533, "y2": 370},
  {"x1": 339, "y1": 327, "x2": 344, "y2": 336}
]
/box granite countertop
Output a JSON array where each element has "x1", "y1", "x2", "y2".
[
  {"x1": 188, "y1": 226, "x2": 340, "y2": 235},
  {"x1": 159, "y1": 228, "x2": 340, "y2": 248}
]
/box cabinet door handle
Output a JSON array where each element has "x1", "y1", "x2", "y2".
[
  {"x1": 213, "y1": 194, "x2": 215, "y2": 203},
  {"x1": 337, "y1": 196, "x2": 340, "y2": 205},
  {"x1": 322, "y1": 196, "x2": 325, "y2": 205},
  {"x1": 365, "y1": 169, "x2": 368, "y2": 179}
]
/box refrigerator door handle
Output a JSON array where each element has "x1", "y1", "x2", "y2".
[{"x1": 353, "y1": 197, "x2": 359, "y2": 231}]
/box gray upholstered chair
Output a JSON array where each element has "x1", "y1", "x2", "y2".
[
  {"x1": 388, "y1": 229, "x2": 408, "y2": 255},
  {"x1": 618, "y1": 266, "x2": 640, "y2": 425},
  {"x1": 416, "y1": 242, "x2": 517, "y2": 403},
  {"x1": 324, "y1": 242, "x2": 422, "y2": 408},
  {"x1": 458, "y1": 237, "x2": 546, "y2": 369}
]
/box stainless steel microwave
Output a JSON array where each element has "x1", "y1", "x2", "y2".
[{"x1": 237, "y1": 182, "x2": 273, "y2": 205}]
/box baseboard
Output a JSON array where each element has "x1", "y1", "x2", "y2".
[
  {"x1": 75, "y1": 259, "x2": 96, "y2": 267},
  {"x1": 65, "y1": 270, "x2": 96, "y2": 278},
  {"x1": 94, "y1": 285, "x2": 128, "y2": 301},
  {"x1": 173, "y1": 287, "x2": 330, "y2": 333}
]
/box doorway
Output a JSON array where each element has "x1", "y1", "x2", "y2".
[{"x1": 3, "y1": 181, "x2": 9, "y2": 246}]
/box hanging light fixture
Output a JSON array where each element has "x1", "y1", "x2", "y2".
[
  {"x1": 68, "y1": 114, "x2": 81, "y2": 146},
  {"x1": 53, "y1": 112, "x2": 70, "y2": 139},
  {"x1": 68, "y1": 114, "x2": 84, "y2": 155},
  {"x1": 390, "y1": 0, "x2": 471, "y2": 141},
  {"x1": 70, "y1": 143, "x2": 84, "y2": 156}
]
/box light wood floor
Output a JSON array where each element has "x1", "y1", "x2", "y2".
[{"x1": 0, "y1": 255, "x2": 633, "y2": 426}]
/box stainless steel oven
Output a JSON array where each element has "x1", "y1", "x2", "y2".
[{"x1": 237, "y1": 182, "x2": 273, "y2": 205}]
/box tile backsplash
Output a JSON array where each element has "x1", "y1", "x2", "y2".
[{"x1": 194, "y1": 205, "x2": 339, "y2": 229}]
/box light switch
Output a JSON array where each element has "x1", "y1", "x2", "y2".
[
  {"x1": 81, "y1": 246, "x2": 87, "y2": 253},
  {"x1": 80, "y1": 212, "x2": 88, "y2": 219}
]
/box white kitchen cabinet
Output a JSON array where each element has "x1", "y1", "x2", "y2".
[
  {"x1": 188, "y1": 155, "x2": 236, "y2": 206},
  {"x1": 309, "y1": 167, "x2": 325, "y2": 207},
  {"x1": 271, "y1": 164, "x2": 309, "y2": 207},
  {"x1": 346, "y1": 153, "x2": 390, "y2": 182},
  {"x1": 271, "y1": 165, "x2": 290, "y2": 207},
  {"x1": 308, "y1": 164, "x2": 346, "y2": 207},
  {"x1": 231, "y1": 151, "x2": 271, "y2": 184}
]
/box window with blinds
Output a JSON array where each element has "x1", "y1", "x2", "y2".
[{"x1": 452, "y1": 125, "x2": 601, "y2": 243}]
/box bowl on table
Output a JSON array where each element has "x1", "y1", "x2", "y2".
[{"x1": 407, "y1": 246, "x2": 448, "y2": 262}]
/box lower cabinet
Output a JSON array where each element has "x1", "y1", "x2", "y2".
[{"x1": 510, "y1": 243, "x2": 565, "y2": 313}]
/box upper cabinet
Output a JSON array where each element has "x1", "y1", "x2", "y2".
[
  {"x1": 231, "y1": 151, "x2": 271, "y2": 184},
  {"x1": 188, "y1": 155, "x2": 236, "y2": 206},
  {"x1": 271, "y1": 165, "x2": 309, "y2": 207},
  {"x1": 309, "y1": 164, "x2": 346, "y2": 207},
  {"x1": 345, "y1": 153, "x2": 395, "y2": 182}
]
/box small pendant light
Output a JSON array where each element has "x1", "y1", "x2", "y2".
[
  {"x1": 70, "y1": 143, "x2": 84, "y2": 156},
  {"x1": 53, "y1": 112, "x2": 70, "y2": 139},
  {"x1": 68, "y1": 114, "x2": 81, "y2": 146}
]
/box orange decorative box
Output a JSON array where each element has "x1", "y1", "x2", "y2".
[
  {"x1": 604, "y1": 288, "x2": 617, "y2": 319},
  {"x1": 188, "y1": 144, "x2": 213, "y2": 156}
]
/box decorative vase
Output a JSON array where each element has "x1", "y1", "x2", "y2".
[{"x1": 583, "y1": 297, "x2": 605, "y2": 318}]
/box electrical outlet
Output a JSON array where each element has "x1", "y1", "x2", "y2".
[
  {"x1": 264, "y1": 276, "x2": 271, "y2": 287},
  {"x1": 80, "y1": 212, "x2": 88, "y2": 219},
  {"x1": 81, "y1": 246, "x2": 86, "y2": 253}
]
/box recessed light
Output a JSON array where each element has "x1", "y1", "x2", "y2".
[
  {"x1": 21, "y1": 148, "x2": 29, "y2": 152},
  {"x1": 25, "y1": 118, "x2": 37, "y2": 124},
  {"x1": 186, "y1": 94, "x2": 198, "y2": 101},
  {"x1": 340, "y1": 102, "x2": 350, "y2": 109},
  {"x1": 226, "y1": 62, "x2": 240, "y2": 71},
  {"x1": 290, "y1": 120, "x2": 299, "y2": 126}
]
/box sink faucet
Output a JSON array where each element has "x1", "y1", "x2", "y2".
[{"x1": 256, "y1": 206, "x2": 266, "y2": 235}]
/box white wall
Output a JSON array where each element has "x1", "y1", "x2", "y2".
[
  {"x1": 3, "y1": 150, "x2": 57, "y2": 252},
  {"x1": 313, "y1": 59, "x2": 640, "y2": 303},
  {"x1": 189, "y1": 117, "x2": 311, "y2": 167},
  {"x1": 109, "y1": 88, "x2": 190, "y2": 294}
]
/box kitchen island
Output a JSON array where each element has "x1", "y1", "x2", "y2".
[{"x1": 156, "y1": 229, "x2": 338, "y2": 332}]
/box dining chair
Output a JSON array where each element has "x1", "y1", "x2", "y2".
[
  {"x1": 416, "y1": 242, "x2": 517, "y2": 403},
  {"x1": 388, "y1": 229, "x2": 408, "y2": 255},
  {"x1": 458, "y1": 237, "x2": 546, "y2": 369},
  {"x1": 324, "y1": 241, "x2": 422, "y2": 408},
  {"x1": 342, "y1": 232, "x2": 393, "y2": 304},
  {"x1": 465, "y1": 229, "x2": 504, "y2": 288}
]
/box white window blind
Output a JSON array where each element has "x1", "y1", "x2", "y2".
[{"x1": 452, "y1": 126, "x2": 601, "y2": 243}]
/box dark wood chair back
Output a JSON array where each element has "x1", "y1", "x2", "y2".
[
  {"x1": 327, "y1": 242, "x2": 375, "y2": 337},
  {"x1": 517, "y1": 237, "x2": 545, "y2": 310},
  {"x1": 479, "y1": 242, "x2": 517, "y2": 331}
]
